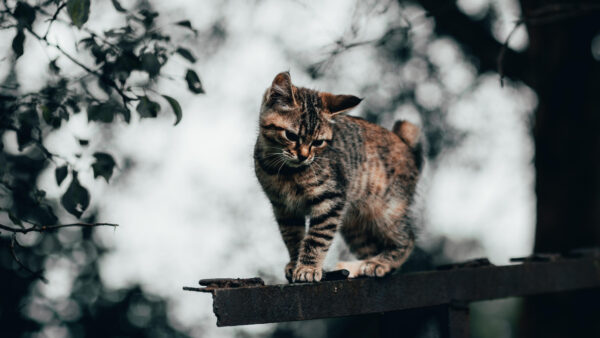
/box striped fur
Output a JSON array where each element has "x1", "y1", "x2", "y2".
[{"x1": 254, "y1": 72, "x2": 422, "y2": 282}]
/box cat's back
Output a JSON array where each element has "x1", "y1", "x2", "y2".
[
  {"x1": 331, "y1": 115, "x2": 420, "y2": 202},
  {"x1": 332, "y1": 115, "x2": 416, "y2": 167}
]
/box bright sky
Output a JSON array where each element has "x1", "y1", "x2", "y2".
[{"x1": 1, "y1": 0, "x2": 535, "y2": 336}]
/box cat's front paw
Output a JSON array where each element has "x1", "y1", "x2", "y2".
[
  {"x1": 284, "y1": 261, "x2": 296, "y2": 282},
  {"x1": 292, "y1": 265, "x2": 323, "y2": 282}
]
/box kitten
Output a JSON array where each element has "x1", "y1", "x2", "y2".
[{"x1": 254, "y1": 72, "x2": 422, "y2": 282}]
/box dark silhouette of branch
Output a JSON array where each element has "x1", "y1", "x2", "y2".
[
  {"x1": 9, "y1": 234, "x2": 49, "y2": 283},
  {"x1": 0, "y1": 222, "x2": 118, "y2": 234},
  {"x1": 3, "y1": 223, "x2": 117, "y2": 283},
  {"x1": 498, "y1": 20, "x2": 525, "y2": 87},
  {"x1": 42, "y1": 1, "x2": 66, "y2": 39},
  {"x1": 4, "y1": 2, "x2": 136, "y2": 105}
]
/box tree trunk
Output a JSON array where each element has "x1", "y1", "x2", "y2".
[{"x1": 520, "y1": 1, "x2": 600, "y2": 336}]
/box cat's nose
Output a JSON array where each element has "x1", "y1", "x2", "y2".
[{"x1": 298, "y1": 145, "x2": 310, "y2": 162}]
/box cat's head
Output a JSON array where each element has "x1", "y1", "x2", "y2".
[{"x1": 258, "y1": 71, "x2": 361, "y2": 167}]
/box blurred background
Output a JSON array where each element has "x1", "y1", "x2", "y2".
[{"x1": 1, "y1": 0, "x2": 599, "y2": 337}]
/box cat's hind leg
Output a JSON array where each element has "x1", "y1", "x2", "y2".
[
  {"x1": 336, "y1": 239, "x2": 414, "y2": 277},
  {"x1": 360, "y1": 240, "x2": 414, "y2": 277},
  {"x1": 339, "y1": 201, "x2": 415, "y2": 277}
]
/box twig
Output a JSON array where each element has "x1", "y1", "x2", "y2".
[
  {"x1": 5, "y1": 6, "x2": 135, "y2": 104},
  {"x1": 0, "y1": 222, "x2": 118, "y2": 234},
  {"x1": 3, "y1": 222, "x2": 118, "y2": 283},
  {"x1": 497, "y1": 20, "x2": 524, "y2": 87},
  {"x1": 10, "y1": 234, "x2": 49, "y2": 283},
  {"x1": 42, "y1": 1, "x2": 66, "y2": 39}
]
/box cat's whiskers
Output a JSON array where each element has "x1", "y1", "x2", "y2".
[
  {"x1": 277, "y1": 159, "x2": 288, "y2": 176},
  {"x1": 263, "y1": 152, "x2": 284, "y2": 159},
  {"x1": 262, "y1": 153, "x2": 286, "y2": 169},
  {"x1": 269, "y1": 156, "x2": 287, "y2": 168}
]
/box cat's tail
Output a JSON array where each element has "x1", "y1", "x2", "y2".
[{"x1": 392, "y1": 120, "x2": 424, "y2": 172}]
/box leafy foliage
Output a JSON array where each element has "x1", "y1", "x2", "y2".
[
  {"x1": 11, "y1": 28, "x2": 24, "y2": 58},
  {"x1": 0, "y1": 0, "x2": 207, "y2": 335},
  {"x1": 185, "y1": 69, "x2": 205, "y2": 94},
  {"x1": 0, "y1": 0, "x2": 203, "y2": 278},
  {"x1": 163, "y1": 95, "x2": 183, "y2": 125},
  {"x1": 67, "y1": 0, "x2": 90, "y2": 29},
  {"x1": 60, "y1": 172, "x2": 90, "y2": 218},
  {"x1": 111, "y1": 0, "x2": 126, "y2": 13},
  {"x1": 176, "y1": 47, "x2": 197, "y2": 63},
  {"x1": 55, "y1": 165, "x2": 68, "y2": 185},
  {"x1": 92, "y1": 152, "x2": 117, "y2": 182},
  {"x1": 13, "y1": 2, "x2": 35, "y2": 28},
  {"x1": 136, "y1": 96, "x2": 160, "y2": 118}
]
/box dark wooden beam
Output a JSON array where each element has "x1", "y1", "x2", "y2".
[{"x1": 184, "y1": 254, "x2": 600, "y2": 327}]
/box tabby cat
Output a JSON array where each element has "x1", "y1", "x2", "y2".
[{"x1": 254, "y1": 72, "x2": 422, "y2": 282}]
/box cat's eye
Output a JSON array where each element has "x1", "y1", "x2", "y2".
[
  {"x1": 312, "y1": 140, "x2": 326, "y2": 147},
  {"x1": 285, "y1": 130, "x2": 299, "y2": 142}
]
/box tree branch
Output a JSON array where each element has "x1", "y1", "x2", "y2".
[
  {"x1": 9, "y1": 234, "x2": 49, "y2": 283},
  {"x1": 0, "y1": 222, "x2": 118, "y2": 234},
  {"x1": 498, "y1": 20, "x2": 525, "y2": 87},
  {"x1": 4, "y1": 4, "x2": 136, "y2": 104},
  {"x1": 42, "y1": 1, "x2": 66, "y2": 39},
  {"x1": 3, "y1": 222, "x2": 118, "y2": 283}
]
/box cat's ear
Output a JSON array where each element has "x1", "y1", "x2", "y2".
[
  {"x1": 322, "y1": 93, "x2": 362, "y2": 115},
  {"x1": 268, "y1": 71, "x2": 295, "y2": 107}
]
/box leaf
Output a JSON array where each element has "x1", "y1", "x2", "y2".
[
  {"x1": 140, "y1": 53, "x2": 161, "y2": 78},
  {"x1": 91, "y1": 152, "x2": 116, "y2": 182},
  {"x1": 19, "y1": 109, "x2": 40, "y2": 125},
  {"x1": 13, "y1": 2, "x2": 36, "y2": 27},
  {"x1": 67, "y1": 0, "x2": 91, "y2": 29},
  {"x1": 136, "y1": 96, "x2": 160, "y2": 118},
  {"x1": 175, "y1": 20, "x2": 196, "y2": 32},
  {"x1": 175, "y1": 20, "x2": 198, "y2": 35},
  {"x1": 16, "y1": 126, "x2": 33, "y2": 150},
  {"x1": 49, "y1": 59, "x2": 61, "y2": 74},
  {"x1": 60, "y1": 172, "x2": 90, "y2": 218},
  {"x1": 162, "y1": 95, "x2": 182, "y2": 126},
  {"x1": 16, "y1": 110, "x2": 39, "y2": 151},
  {"x1": 65, "y1": 97, "x2": 81, "y2": 114},
  {"x1": 176, "y1": 47, "x2": 196, "y2": 63},
  {"x1": 8, "y1": 210, "x2": 22, "y2": 226},
  {"x1": 34, "y1": 189, "x2": 46, "y2": 202},
  {"x1": 41, "y1": 104, "x2": 65, "y2": 128},
  {"x1": 185, "y1": 69, "x2": 205, "y2": 94},
  {"x1": 87, "y1": 102, "x2": 115, "y2": 123},
  {"x1": 55, "y1": 165, "x2": 68, "y2": 185},
  {"x1": 78, "y1": 37, "x2": 96, "y2": 48},
  {"x1": 12, "y1": 29, "x2": 25, "y2": 59},
  {"x1": 176, "y1": 20, "x2": 193, "y2": 29},
  {"x1": 120, "y1": 107, "x2": 131, "y2": 123},
  {"x1": 111, "y1": 0, "x2": 126, "y2": 12},
  {"x1": 138, "y1": 9, "x2": 159, "y2": 27},
  {"x1": 115, "y1": 51, "x2": 141, "y2": 73}
]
